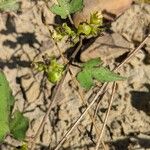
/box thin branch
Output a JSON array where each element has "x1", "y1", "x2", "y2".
[
  {"x1": 95, "y1": 82, "x2": 116, "y2": 150},
  {"x1": 54, "y1": 83, "x2": 108, "y2": 150},
  {"x1": 114, "y1": 33, "x2": 150, "y2": 72},
  {"x1": 93, "y1": 33, "x2": 150, "y2": 148},
  {"x1": 93, "y1": 83, "x2": 109, "y2": 119},
  {"x1": 68, "y1": 14, "x2": 74, "y2": 25},
  {"x1": 53, "y1": 33, "x2": 150, "y2": 150},
  {"x1": 92, "y1": 33, "x2": 150, "y2": 137},
  {"x1": 29, "y1": 26, "x2": 83, "y2": 150},
  {"x1": 68, "y1": 68, "x2": 107, "y2": 148}
]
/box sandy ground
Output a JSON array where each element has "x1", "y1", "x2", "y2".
[{"x1": 0, "y1": 1, "x2": 150, "y2": 150}]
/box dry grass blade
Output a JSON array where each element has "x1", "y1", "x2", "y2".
[
  {"x1": 93, "y1": 33, "x2": 150, "y2": 134},
  {"x1": 54, "y1": 33, "x2": 150, "y2": 150},
  {"x1": 68, "y1": 68, "x2": 106, "y2": 148},
  {"x1": 95, "y1": 82, "x2": 116, "y2": 150},
  {"x1": 114, "y1": 33, "x2": 150, "y2": 71}
]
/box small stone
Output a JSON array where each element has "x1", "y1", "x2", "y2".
[{"x1": 80, "y1": 33, "x2": 130, "y2": 62}]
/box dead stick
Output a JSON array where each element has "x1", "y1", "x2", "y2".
[
  {"x1": 54, "y1": 83, "x2": 107, "y2": 150},
  {"x1": 95, "y1": 82, "x2": 116, "y2": 150}
]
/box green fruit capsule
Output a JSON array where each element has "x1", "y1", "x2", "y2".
[
  {"x1": 77, "y1": 23, "x2": 92, "y2": 36},
  {"x1": 47, "y1": 59, "x2": 64, "y2": 83},
  {"x1": 90, "y1": 12, "x2": 103, "y2": 25}
]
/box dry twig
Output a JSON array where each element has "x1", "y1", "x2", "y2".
[
  {"x1": 29, "y1": 35, "x2": 83, "y2": 150},
  {"x1": 95, "y1": 82, "x2": 116, "y2": 150},
  {"x1": 54, "y1": 33, "x2": 150, "y2": 150}
]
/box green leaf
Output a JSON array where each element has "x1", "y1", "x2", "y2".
[
  {"x1": 0, "y1": 0, "x2": 20, "y2": 11},
  {"x1": 77, "y1": 70, "x2": 93, "y2": 89},
  {"x1": 92, "y1": 67, "x2": 126, "y2": 83},
  {"x1": 77, "y1": 58, "x2": 126, "y2": 90},
  {"x1": 0, "y1": 70, "x2": 15, "y2": 142},
  {"x1": 50, "y1": 0, "x2": 83, "y2": 19},
  {"x1": 69, "y1": 0, "x2": 83, "y2": 13},
  {"x1": 0, "y1": 71, "x2": 29, "y2": 142},
  {"x1": 50, "y1": 4, "x2": 68, "y2": 19},
  {"x1": 77, "y1": 12, "x2": 103, "y2": 36},
  {"x1": 83, "y1": 58, "x2": 102, "y2": 68},
  {"x1": 10, "y1": 111, "x2": 29, "y2": 141}
]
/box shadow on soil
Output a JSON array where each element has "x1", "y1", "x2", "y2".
[
  {"x1": 0, "y1": 14, "x2": 41, "y2": 69},
  {"x1": 130, "y1": 84, "x2": 150, "y2": 115},
  {"x1": 111, "y1": 134, "x2": 150, "y2": 150},
  {"x1": 1, "y1": 15, "x2": 41, "y2": 49},
  {"x1": 0, "y1": 56, "x2": 31, "y2": 69}
]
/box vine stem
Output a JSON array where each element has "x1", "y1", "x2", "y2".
[
  {"x1": 27, "y1": 1, "x2": 80, "y2": 149},
  {"x1": 54, "y1": 38, "x2": 106, "y2": 147},
  {"x1": 54, "y1": 33, "x2": 150, "y2": 150},
  {"x1": 29, "y1": 37, "x2": 83, "y2": 150},
  {"x1": 114, "y1": 33, "x2": 150, "y2": 72},
  {"x1": 93, "y1": 33, "x2": 150, "y2": 131},
  {"x1": 68, "y1": 14, "x2": 74, "y2": 25},
  {"x1": 95, "y1": 82, "x2": 116, "y2": 150}
]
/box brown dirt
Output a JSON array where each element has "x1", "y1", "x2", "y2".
[{"x1": 0, "y1": 1, "x2": 150, "y2": 150}]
